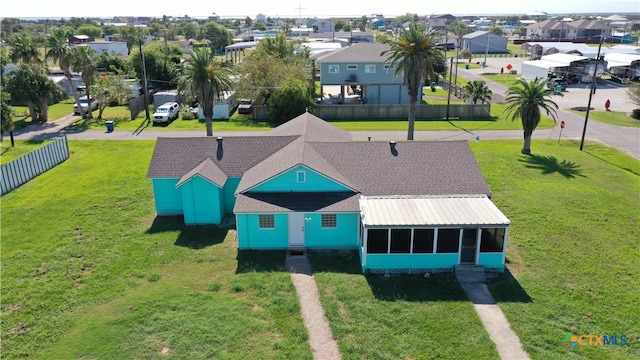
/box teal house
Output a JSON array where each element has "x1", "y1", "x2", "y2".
[{"x1": 147, "y1": 113, "x2": 510, "y2": 273}]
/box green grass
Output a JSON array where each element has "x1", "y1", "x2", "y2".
[
  {"x1": 0, "y1": 141, "x2": 312, "y2": 359},
  {"x1": 11, "y1": 103, "x2": 75, "y2": 130},
  {"x1": 310, "y1": 252, "x2": 499, "y2": 359},
  {"x1": 474, "y1": 139, "x2": 640, "y2": 360},
  {"x1": 2, "y1": 139, "x2": 638, "y2": 359},
  {"x1": 481, "y1": 73, "x2": 522, "y2": 87},
  {"x1": 0, "y1": 139, "x2": 51, "y2": 165},
  {"x1": 570, "y1": 110, "x2": 640, "y2": 128}
]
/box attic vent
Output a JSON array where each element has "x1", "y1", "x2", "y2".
[
  {"x1": 389, "y1": 141, "x2": 396, "y2": 151},
  {"x1": 216, "y1": 136, "x2": 223, "y2": 144}
]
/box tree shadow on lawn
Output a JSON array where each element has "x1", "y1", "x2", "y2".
[
  {"x1": 583, "y1": 150, "x2": 640, "y2": 176},
  {"x1": 146, "y1": 215, "x2": 227, "y2": 249},
  {"x1": 519, "y1": 154, "x2": 585, "y2": 179},
  {"x1": 487, "y1": 268, "x2": 533, "y2": 303}
]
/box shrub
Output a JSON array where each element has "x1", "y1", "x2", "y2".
[
  {"x1": 631, "y1": 109, "x2": 640, "y2": 120},
  {"x1": 181, "y1": 109, "x2": 197, "y2": 120}
]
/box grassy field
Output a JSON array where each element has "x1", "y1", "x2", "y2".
[
  {"x1": 11, "y1": 102, "x2": 75, "y2": 130},
  {"x1": 0, "y1": 139, "x2": 51, "y2": 165},
  {"x1": 481, "y1": 73, "x2": 523, "y2": 87},
  {"x1": 476, "y1": 139, "x2": 639, "y2": 360},
  {"x1": 0, "y1": 141, "x2": 312, "y2": 359},
  {"x1": 2, "y1": 139, "x2": 637, "y2": 359},
  {"x1": 570, "y1": 110, "x2": 640, "y2": 128}
]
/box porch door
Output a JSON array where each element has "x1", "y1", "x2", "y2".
[
  {"x1": 460, "y1": 228, "x2": 478, "y2": 264},
  {"x1": 288, "y1": 213, "x2": 305, "y2": 248}
]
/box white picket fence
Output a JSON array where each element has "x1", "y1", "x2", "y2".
[{"x1": 1, "y1": 136, "x2": 70, "y2": 195}]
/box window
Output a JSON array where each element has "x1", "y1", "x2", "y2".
[
  {"x1": 321, "y1": 214, "x2": 337, "y2": 228},
  {"x1": 480, "y1": 228, "x2": 505, "y2": 252},
  {"x1": 390, "y1": 229, "x2": 411, "y2": 253},
  {"x1": 258, "y1": 214, "x2": 275, "y2": 229},
  {"x1": 413, "y1": 228, "x2": 435, "y2": 253},
  {"x1": 367, "y1": 229, "x2": 389, "y2": 253},
  {"x1": 329, "y1": 65, "x2": 340, "y2": 73},
  {"x1": 347, "y1": 64, "x2": 358, "y2": 70},
  {"x1": 436, "y1": 229, "x2": 460, "y2": 253},
  {"x1": 365, "y1": 65, "x2": 376, "y2": 73},
  {"x1": 296, "y1": 171, "x2": 306, "y2": 183}
]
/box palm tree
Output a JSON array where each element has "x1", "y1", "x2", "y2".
[
  {"x1": 504, "y1": 78, "x2": 562, "y2": 154},
  {"x1": 462, "y1": 80, "x2": 492, "y2": 104},
  {"x1": 176, "y1": 48, "x2": 233, "y2": 136},
  {"x1": 8, "y1": 33, "x2": 41, "y2": 64},
  {"x1": 382, "y1": 24, "x2": 444, "y2": 140},
  {"x1": 71, "y1": 46, "x2": 97, "y2": 119},
  {"x1": 46, "y1": 28, "x2": 85, "y2": 119}
]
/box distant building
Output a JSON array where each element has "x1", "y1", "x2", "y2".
[
  {"x1": 462, "y1": 31, "x2": 508, "y2": 53},
  {"x1": 68, "y1": 35, "x2": 93, "y2": 45}
]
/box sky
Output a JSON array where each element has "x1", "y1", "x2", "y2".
[{"x1": 3, "y1": 0, "x2": 639, "y2": 19}]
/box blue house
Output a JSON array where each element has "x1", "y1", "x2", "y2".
[
  {"x1": 314, "y1": 42, "x2": 411, "y2": 105},
  {"x1": 147, "y1": 113, "x2": 510, "y2": 273}
]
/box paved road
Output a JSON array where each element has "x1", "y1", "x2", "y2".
[{"x1": 13, "y1": 59, "x2": 640, "y2": 159}]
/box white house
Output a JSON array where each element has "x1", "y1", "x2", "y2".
[
  {"x1": 312, "y1": 20, "x2": 335, "y2": 33},
  {"x1": 81, "y1": 41, "x2": 128, "y2": 57}
]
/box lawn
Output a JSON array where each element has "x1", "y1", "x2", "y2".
[
  {"x1": 570, "y1": 110, "x2": 640, "y2": 128},
  {"x1": 1, "y1": 139, "x2": 638, "y2": 359},
  {"x1": 0, "y1": 139, "x2": 51, "y2": 165},
  {"x1": 11, "y1": 102, "x2": 75, "y2": 130},
  {"x1": 476, "y1": 139, "x2": 640, "y2": 360},
  {"x1": 0, "y1": 140, "x2": 312, "y2": 359},
  {"x1": 481, "y1": 73, "x2": 522, "y2": 87}
]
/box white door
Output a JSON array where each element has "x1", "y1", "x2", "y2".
[{"x1": 288, "y1": 213, "x2": 305, "y2": 247}]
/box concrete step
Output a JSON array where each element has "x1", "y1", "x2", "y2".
[{"x1": 455, "y1": 265, "x2": 487, "y2": 283}]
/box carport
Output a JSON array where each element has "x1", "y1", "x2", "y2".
[
  {"x1": 605, "y1": 53, "x2": 640, "y2": 81},
  {"x1": 358, "y1": 195, "x2": 510, "y2": 274}
]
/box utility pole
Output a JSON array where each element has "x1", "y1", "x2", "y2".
[
  {"x1": 138, "y1": 35, "x2": 150, "y2": 122},
  {"x1": 446, "y1": 57, "x2": 454, "y2": 120},
  {"x1": 580, "y1": 34, "x2": 604, "y2": 151},
  {"x1": 483, "y1": 30, "x2": 490, "y2": 67},
  {"x1": 295, "y1": 3, "x2": 305, "y2": 37}
]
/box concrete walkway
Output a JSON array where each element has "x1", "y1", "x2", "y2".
[
  {"x1": 285, "y1": 256, "x2": 341, "y2": 360},
  {"x1": 460, "y1": 282, "x2": 530, "y2": 360}
]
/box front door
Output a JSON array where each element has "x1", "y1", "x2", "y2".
[
  {"x1": 460, "y1": 228, "x2": 478, "y2": 264},
  {"x1": 288, "y1": 213, "x2": 305, "y2": 248}
]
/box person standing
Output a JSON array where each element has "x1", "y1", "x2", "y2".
[{"x1": 605, "y1": 99, "x2": 611, "y2": 111}]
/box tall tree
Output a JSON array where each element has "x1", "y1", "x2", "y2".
[
  {"x1": 6, "y1": 63, "x2": 66, "y2": 123},
  {"x1": 462, "y1": 80, "x2": 493, "y2": 104},
  {"x1": 46, "y1": 28, "x2": 85, "y2": 119},
  {"x1": 8, "y1": 33, "x2": 41, "y2": 64},
  {"x1": 175, "y1": 48, "x2": 233, "y2": 136},
  {"x1": 71, "y1": 46, "x2": 97, "y2": 119},
  {"x1": 267, "y1": 78, "x2": 315, "y2": 125},
  {"x1": 504, "y1": 78, "x2": 561, "y2": 154},
  {"x1": 1, "y1": 92, "x2": 15, "y2": 145},
  {"x1": 382, "y1": 24, "x2": 444, "y2": 140}
]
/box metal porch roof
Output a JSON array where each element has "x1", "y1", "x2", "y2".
[{"x1": 360, "y1": 195, "x2": 510, "y2": 227}]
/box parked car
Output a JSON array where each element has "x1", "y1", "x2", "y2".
[
  {"x1": 153, "y1": 102, "x2": 180, "y2": 123},
  {"x1": 73, "y1": 96, "x2": 99, "y2": 115},
  {"x1": 547, "y1": 78, "x2": 568, "y2": 92},
  {"x1": 238, "y1": 99, "x2": 253, "y2": 114}
]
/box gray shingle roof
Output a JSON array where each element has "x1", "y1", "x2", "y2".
[
  {"x1": 234, "y1": 192, "x2": 360, "y2": 213},
  {"x1": 176, "y1": 158, "x2": 227, "y2": 188},
  {"x1": 147, "y1": 135, "x2": 299, "y2": 179},
  {"x1": 267, "y1": 112, "x2": 352, "y2": 142},
  {"x1": 315, "y1": 42, "x2": 391, "y2": 63}
]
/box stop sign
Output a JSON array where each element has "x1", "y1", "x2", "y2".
[{"x1": 560, "y1": 121, "x2": 565, "y2": 128}]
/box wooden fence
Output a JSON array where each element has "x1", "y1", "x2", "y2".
[
  {"x1": 1, "y1": 136, "x2": 70, "y2": 196},
  {"x1": 252, "y1": 103, "x2": 491, "y2": 121}
]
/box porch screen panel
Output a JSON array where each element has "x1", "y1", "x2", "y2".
[
  {"x1": 480, "y1": 228, "x2": 505, "y2": 252},
  {"x1": 390, "y1": 229, "x2": 411, "y2": 253},
  {"x1": 367, "y1": 229, "x2": 389, "y2": 253},
  {"x1": 436, "y1": 229, "x2": 460, "y2": 253},
  {"x1": 413, "y1": 228, "x2": 435, "y2": 253}
]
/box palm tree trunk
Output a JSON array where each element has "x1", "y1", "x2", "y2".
[
  {"x1": 205, "y1": 117, "x2": 213, "y2": 136},
  {"x1": 407, "y1": 100, "x2": 416, "y2": 141},
  {"x1": 40, "y1": 96, "x2": 49, "y2": 122},
  {"x1": 65, "y1": 70, "x2": 86, "y2": 119},
  {"x1": 521, "y1": 135, "x2": 532, "y2": 154},
  {"x1": 85, "y1": 87, "x2": 93, "y2": 119}
]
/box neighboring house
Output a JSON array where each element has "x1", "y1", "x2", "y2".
[
  {"x1": 525, "y1": 19, "x2": 612, "y2": 40},
  {"x1": 81, "y1": 41, "x2": 128, "y2": 57},
  {"x1": 255, "y1": 14, "x2": 267, "y2": 23},
  {"x1": 314, "y1": 42, "x2": 409, "y2": 105},
  {"x1": 68, "y1": 35, "x2": 93, "y2": 44},
  {"x1": 147, "y1": 113, "x2": 510, "y2": 273},
  {"x1": 426, "y1": 14, "x2": 456, "y2": 29},
  {"x1": 312, "y1": 19, "x2": 335, "y2": 33},
  {"x1": 170, "y1": 40, "x2": 194, "y2": 52},
  {"x1": 461, "y1": 31, "x2": 508, "y2": 53}
]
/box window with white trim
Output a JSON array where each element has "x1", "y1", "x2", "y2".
[
  {"x1": 258, "y1": 214, "x2": 275, "y2": 229},
  {"x1": 365, "y1": 65, "x2": 376, "y2": 73},
  {"x1": 329, "y1": 65, "x2": 340, "y2": 73},
  {"x1": 321, "y1": 214, "x2": 337, "y2": 228}
]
